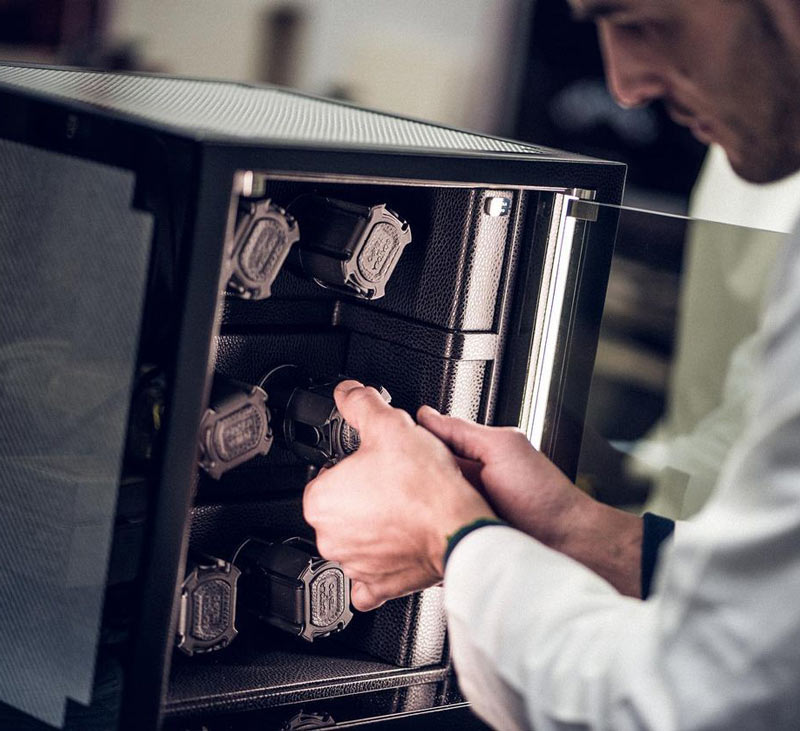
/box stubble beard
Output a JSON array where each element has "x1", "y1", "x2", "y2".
[{"x1": 724, "y1": 0, "x2": 800, "y2": 182}]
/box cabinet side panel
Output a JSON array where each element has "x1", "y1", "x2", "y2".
[{"x1": 0, "y1": 139, "x2": 152, "y2": 726}]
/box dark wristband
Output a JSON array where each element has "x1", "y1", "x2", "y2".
[
  {"x1": 641, "y1": 512, "x2": 675, "y2": 599},
  {"x1": 443, "y1": 518, "x2": 509, "y2": 568}
]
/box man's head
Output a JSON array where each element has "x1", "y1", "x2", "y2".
[{"x1": 570, "y1": 0, "x2": 800, "y2": 183}]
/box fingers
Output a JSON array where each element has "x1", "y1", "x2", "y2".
[
  {"x1": 350, "y1": 580, "x2": 387, "y2": 611},
  {"x1": 417, "y1": 405, "x2": 534, "y2": 466},
  {"x1": 416, "y1": 405, "x2": 496, "y2": 462},
  {"x1": 302, "y1": 471, "x2": 334, "y2": 526},
  {"x1": 455, "y1": 455, "x2": 484, "y2": 492},
  {"x1": 350, "y1": 577, "x2": 425, "y2": 612},
  {"x1": 334, "y1": 380, "x2": 404, "y2": 442},
  {"x1": 302, "y1": 477, "x2": 321, "y2": 525}
]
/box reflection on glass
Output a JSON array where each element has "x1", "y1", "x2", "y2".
[
  {"x1": 576, "y1": 206, "x2": 787, "y2": 519},
  {"x1": 0, "y1": 140, "x2": 152, "y2": 728}
]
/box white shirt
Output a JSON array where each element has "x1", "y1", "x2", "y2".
[
  {"x1": 444, "y1": 228, "x2": 800, "y2": 730},
  {"x1": 643, "y1": 145, "x2": 800, "y2": 520}
]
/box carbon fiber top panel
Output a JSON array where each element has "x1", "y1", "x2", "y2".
[{"x1": 0, "y1": 65, "x2": 551, "y2": 155}]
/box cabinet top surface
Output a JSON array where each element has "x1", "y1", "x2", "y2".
[{"x1": 0, "y1": 63, "x2": 611, "y2": 162}]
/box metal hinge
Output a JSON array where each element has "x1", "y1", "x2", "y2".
[{"x1": 566, "y1": 198, "x2": 599, "y2": 222}]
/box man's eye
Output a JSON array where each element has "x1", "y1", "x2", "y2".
[
  {"x1": 615, "y1": 21, "x2": 647, "y2": 37},
  {"x1": 613, "y1": 15, "x2": 676, "y2": 41}
]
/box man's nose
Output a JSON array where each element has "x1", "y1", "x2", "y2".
[{"x1": 599, "y1": 24, "x2": 667, "y2": 109}]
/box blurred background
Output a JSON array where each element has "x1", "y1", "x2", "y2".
[
  {"x1": 0, "y1": 0, "x2": 706, "y2": 208},
  {"x1": 8, "y1": 0, "x2": 792, "y2": 515}
]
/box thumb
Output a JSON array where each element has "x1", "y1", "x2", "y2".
[
  {"x1": 334, "y1": 380, "x2": 393, "y2": 440},
  {"x1": 416, "y1": 405, "x2": 495, "y2": 463},
  {"x1": 351, "y1": 580, "x2": 387, "y2": 611}
]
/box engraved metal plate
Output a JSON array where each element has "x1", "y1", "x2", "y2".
[
  {"x1": 339, "y1": 421, "x2": 361, "y2": 454},
  {"x1": 240, "y1": 217, "x2": 288, "y2": 282},
  {"x1": 310, "y1": 568, "x2": 346, "y2": 627},
  {"x1": 192, "y1": 578, "x2": 232, "y2": 641},
  {"x1": 214, "y1": 403, "x2": 265, "y2": 461},
  {"x1": 358, "y1": 222, "x2": 399, "y2": 283}
]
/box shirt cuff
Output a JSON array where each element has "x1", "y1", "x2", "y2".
[
  {"x1": 443, "y1": 517, "x2": 509, "y2": 568},
  {"x1": 641, "y1": 512, "x2": 675, "y2": 599}
]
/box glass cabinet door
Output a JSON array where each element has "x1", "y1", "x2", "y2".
[{"x1": 574, "y1": 204, "x2": 788, "y2": 518}]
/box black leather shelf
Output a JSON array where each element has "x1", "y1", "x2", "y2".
[
  {"x1": 165, "y1": 626, "x2": 449, "y2": 717},
  {"x1": 161, "y1": 680, "x2": 485, "y2": 730}
]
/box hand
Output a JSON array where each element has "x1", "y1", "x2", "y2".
[
  {"x1": 417, "y1": 405, "x2": 585, "y2": 545},
  {"x1": 303, "y1": 382, "x2": 496, "y2": 611},
  {"x1": 417, "y1": 406, "x2": 643, "y2": 597}
]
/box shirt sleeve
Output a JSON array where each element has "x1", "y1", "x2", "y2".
[
  {"x1": 443, "y1": 233, "x2": 800, "y2": 731},
  {"x1": 640, "y1": 512, "x2": 675, "y2": 598}
]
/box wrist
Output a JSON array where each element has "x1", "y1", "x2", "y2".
[
  {"x1": 443, "y1": 517, "x2": 509, "y2": 569},
  {"x1": 535, "y1": 483, "x2": 596, "y2": 552},
  {"x1": 429, "y1": 488, "x2": 498, "y2": 578},
  {"x1": 558, "y1": 498, "x2": 644, "y2": 597}
]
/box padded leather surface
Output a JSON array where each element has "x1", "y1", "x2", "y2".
[
  {"x1": 346, "y1": 333, "x2": 488, "y2": 420},
  {"x1": 336, "y1": 304, "x2": 500, "y2": 361},
  {"x1": 166, "y1": 621, "x2": 449, "y2": 716},
  {"x1": 179, "y1": 181, "x2": 516, "y2": 712},
  {"x1": 162, "y1": 679, "x2": 480, "y2": 728},
  {"x1": 222, "y1": 297, "x2": 337, "y2": 329},
  {"x1": 373, "y1": 189, "x2": 516, "y2": 331},
  {"x1": 212, "y1": 332, "x2": 490, "y2": 422},
  {"x1": 213, "y1": 332, "x2": 347, "y2": 387},
  {"x1": 259, "y1": 184, "x2": 517, "y2": 333},
  {"x1": 190, "y1": 497, "x2": 312, "y2": 559},
  {"x1": 195, "y1": 458, "x2": 313, "y2": 502},
  {"x1": 344, "y1": 588, "x2": 447, "y2": 668}
]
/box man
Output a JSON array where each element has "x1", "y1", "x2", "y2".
[{"x1": 303, "y1": 1, "x2": 800, "y2": 728}]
